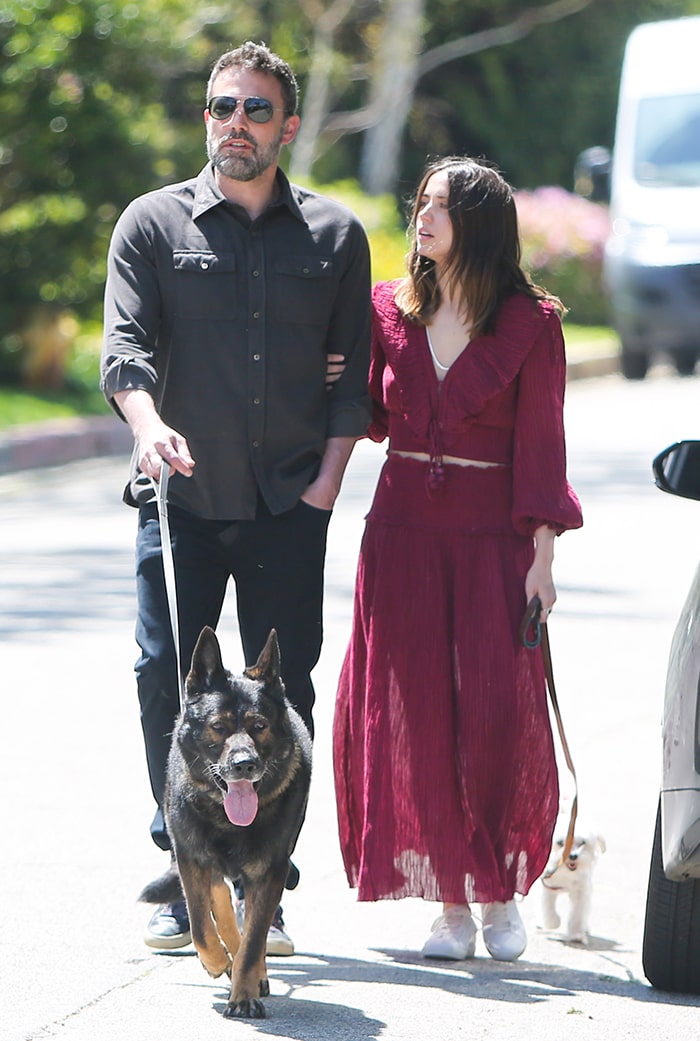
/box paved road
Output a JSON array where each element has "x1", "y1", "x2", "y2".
[{"x1": 3, "y1": 367, "x2": 700, "y2": 1040}]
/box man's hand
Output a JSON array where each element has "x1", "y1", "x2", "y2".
[
  {"x1": 301, "y1": 475, "x2": 337, "y2": 511},
  {"x1": 300, "y1": 435, "x2": 356, "y2": 511},
  {"x1": 134, "y1": 420, "x2": 195, "y2": 480},
  {"x1": 114, "y1": 389, "x2": 195, "y2": 480}
]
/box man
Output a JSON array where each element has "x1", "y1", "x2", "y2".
[{"x1": 101, "y1": 41, "x2": 371, "y2": 954}]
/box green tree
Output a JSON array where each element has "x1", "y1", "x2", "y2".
[
  {"x1": 287, "y1": 0, "x2": 700, "y2": 192},
  {"x1": 0, "y1": 0, "x2": 324, "y2": 384},
  {"x1": 409, "y1": 0, "x2": 700, "y2": 191},
  {"x1": 0, "y1": 0, "x2": 217, "y2": 383},
  {"x1": 3, "y1": 0, "x2": 700, "y2": 382}
]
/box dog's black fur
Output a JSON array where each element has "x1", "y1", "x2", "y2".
[{"x1": 139, "y1": 626, "x2": 312, "y2": 1018}]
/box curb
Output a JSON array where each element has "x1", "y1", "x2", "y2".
[
  {"x1": 566, "y1": 353, "x2": 619, "y2": 382},
  {"x1": 0, "y1": 414, "x2": 133, "y2": 475},
  {"x1": 0, "y1": 355, "x2": 618, "y2": 476}
]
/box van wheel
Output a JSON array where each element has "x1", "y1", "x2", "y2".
[
  {"x1": 671, "y1": 350, "x2": 699, "y2": 377},
  {"x1": 642, "y1": 799, "x2": 700, "y2": 994},
  {"x1": 620, "y1": 346, "x2": 649, "y2": 380}
]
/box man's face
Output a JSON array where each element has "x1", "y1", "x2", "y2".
[{"x1": 204, "y1": 68, "x2": 299, "y2": 183}]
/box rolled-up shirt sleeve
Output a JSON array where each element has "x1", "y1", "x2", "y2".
[
  {"x1": 512, "y1": 311, "x2": 582, "y2": 536},
  {"x1": 101, "y1": 200, "x2": 161, "y2": 417}
]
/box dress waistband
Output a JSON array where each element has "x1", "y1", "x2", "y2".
[{"x1": 368, "y1": 452, "x2": 518, "y2": 534}]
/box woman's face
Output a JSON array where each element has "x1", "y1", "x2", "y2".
[{"x1": 415, "y1": 170, "x2": 453, "y2": 266}]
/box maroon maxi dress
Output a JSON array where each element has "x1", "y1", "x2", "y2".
[{"x1": 333, "y1": 280, "x2": 583, "y2": 905}]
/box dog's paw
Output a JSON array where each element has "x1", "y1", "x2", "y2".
[
  {"x1": 566, "y1": 932, "x2": 590, "y2": 946},
  {"x1": 259, "y1": 978, "x2": 270, "y2": 997},
  {"x1": 201, "y1": 954, "x2": 233, "y2": 979},
  {"x1": 223, "y1": 998, "x2": 266, "y2": 1019},
  {"x1": 541, "y1": 910, "x2": 561, "y2": 930}
]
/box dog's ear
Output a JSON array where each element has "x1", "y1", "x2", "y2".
[
  {"x1": 595, "y1": 835, "x2": 606, "y2": 855},
  {"x1": 244, "y1": 628, "x2": 281, "y2": 688},
  {"x1": 185, "y1": 626, "x2": 225, "y2": 696}
]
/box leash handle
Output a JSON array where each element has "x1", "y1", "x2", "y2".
[
  {"x1": 519, "y1": 594, "x2": 543, "y2": 648},
  {"x1": 152, "y1": 462, "x2": 185, "y2": 709},
  {"x1": 520, "y1": 596, "x2": 578, "y2": 870}
]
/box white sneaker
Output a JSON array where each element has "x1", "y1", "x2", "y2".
[
  {"x1": 422, "y1": 907, "x2": 477, "y2": 960},
  {"x1": 266, "y1": 907, "x2": 295, "y2": 956},
  {"x1": 235, "y1": 900, "x2": 295, "y2": 956},
  {"x1": 481, "y1": 900, "x2": 527, "y2": 961}
]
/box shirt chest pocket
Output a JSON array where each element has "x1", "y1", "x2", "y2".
[
  {"x1": 172, "y1": 251, "x2": 238, "y2": 320},
  {"x1": 272, "y1": 256, "x2": 334, "y2": 325}
]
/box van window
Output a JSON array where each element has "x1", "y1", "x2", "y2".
[{"x1": 634, "y1": 93, "x2": 700, "y2": 187}]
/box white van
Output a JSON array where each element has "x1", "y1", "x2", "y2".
[{"x1": 603, "y1": 15, "x2": 700, "y2": 379}]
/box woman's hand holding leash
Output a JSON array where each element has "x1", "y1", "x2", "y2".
[{"x1": 525, "y1": 525, "x2": 557, "y2": 622}]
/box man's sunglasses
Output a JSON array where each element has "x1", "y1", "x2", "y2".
[{"x1": 206, "y1": 95, "x2": 281, "y2": 124}]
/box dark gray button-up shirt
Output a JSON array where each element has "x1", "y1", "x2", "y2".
[{"x1": 101, "y1": 165, "x2": 372, "y2": 519}]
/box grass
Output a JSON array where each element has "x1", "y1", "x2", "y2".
[
  {"x1": 0, "y1": 384, "x2": 108, "y2": 428},
  {"x1": 564, "y1": 322, "x2": 619, "y2": 358},
  {"x1": 0, "y1": 323, "x2": 107, "y2": 430}
]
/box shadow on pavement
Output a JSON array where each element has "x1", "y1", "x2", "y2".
[
  {"x1": 0, "y1": 545, "x2": 135, "y2": 638},
  {"x1": 146, "y1": 947, "x2": 700, "y2": 1041}
]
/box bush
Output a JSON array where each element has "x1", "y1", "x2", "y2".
[{"x1": 515, "y1": 187, "x2": 610, "y2": 325}]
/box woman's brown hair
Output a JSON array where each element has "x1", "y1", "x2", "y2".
[{"x1": 395, "y1": 156, "x2": 564, "y2": 336}]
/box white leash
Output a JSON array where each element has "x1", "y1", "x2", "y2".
[{"x1": 151, "y1": 461, "x2": 185, "y2": 708}]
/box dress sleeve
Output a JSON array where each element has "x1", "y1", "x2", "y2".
[
  {"x1": 511, "y1": 309, "x2": 582, "y2": 536},
  {"x1": 366, "y1": 308, "x2": 390, "y2": 443},
  {"x1": 324, "y1": 218, "x2": 373, "y2": 439}
]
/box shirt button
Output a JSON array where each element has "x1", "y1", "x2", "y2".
[
  {"x1": 252, "y1": 269, "x2": 260, "y2": 277},
  {"x1": 252, "y1": 311, "x2": 260, "y2": 319},
  {"x1": 252, "y1": 440, "x2": 260, "y2": 448},
  {"x1": 303, "y1": 267, "x2": 310, "y2": 274},
  {"x1": 253, "y1": 354, "x2": 261, "y2": 362},
  {"x1": 201, "y1": 261, "x2": 209, "y2": 270},
  {"x1": 253, "y1": 397, "x2": 260, "y2": 405}
]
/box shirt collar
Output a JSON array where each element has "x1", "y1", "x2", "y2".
[{"x1": 192, "y1": 164, "x2": 307, "y2": 224}]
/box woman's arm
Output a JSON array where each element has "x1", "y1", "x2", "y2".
[{"x1": 525, "y1": 524, "x2": 557, "y2": 620}]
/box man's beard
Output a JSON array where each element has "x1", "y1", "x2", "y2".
[{"x1": 207, "y1": 126, "x2": 285, "y2": 182}]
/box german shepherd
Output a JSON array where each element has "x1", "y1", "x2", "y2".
[{"x1": 139, "y1": 626, "x2": 312, "y2": 1019}]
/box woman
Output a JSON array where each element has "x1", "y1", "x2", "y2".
[{"x1": 333, "y1": 157, "x2": 582, "y2": 962}]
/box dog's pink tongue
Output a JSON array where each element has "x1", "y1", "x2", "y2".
[{"x1": 223, "y1": 780, "x2": 258, "y2": 826}]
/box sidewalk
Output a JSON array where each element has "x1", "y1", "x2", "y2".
[{"x1": 0, "y1": 350, "x2": 619, "y2": 475}]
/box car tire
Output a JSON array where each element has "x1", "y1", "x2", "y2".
[
  {"x1": 620, "y1": 346, "x2": 649, "y2": 380},
  {"x1": 642, "y1": 799, "x2": 700, "y2": 994},
  {"x1": 671, "y1": 350, "x2": 699, "y2": 377}
]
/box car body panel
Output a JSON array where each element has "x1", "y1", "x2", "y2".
[{"x1": 655, "y1": 444, "x2": 700, "y2": 880}]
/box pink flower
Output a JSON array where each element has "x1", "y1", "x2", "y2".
[{"x1": 516, "y1": 187, "x2": 609, "y2": 265}]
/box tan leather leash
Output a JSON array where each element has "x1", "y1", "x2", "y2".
[{"x1": 519, "y1": 596, "x2": 578, "y2": 871}]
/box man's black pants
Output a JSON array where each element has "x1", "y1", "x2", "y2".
[{"x1": 134, "y1": 497, "x2": 331, "y2": 851}]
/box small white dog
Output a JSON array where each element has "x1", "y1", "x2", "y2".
[{"x1": 540, "y1": 829, "x2": 606, "y2": 945}]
